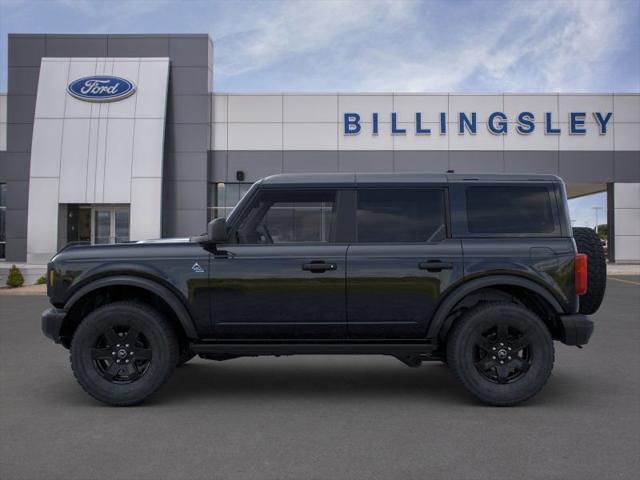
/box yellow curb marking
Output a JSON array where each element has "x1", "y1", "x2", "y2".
[{"x1": 608, "y1": 276, "x2": 640, "y2": 286}]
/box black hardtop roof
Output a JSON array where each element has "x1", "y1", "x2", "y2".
[{"x1": 260, "y1": 172, "x2": 562, "y2": 187}]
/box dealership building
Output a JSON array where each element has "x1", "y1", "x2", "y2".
[{"x1": 0, "y1": 33, "x2": 638, "y2": 268}]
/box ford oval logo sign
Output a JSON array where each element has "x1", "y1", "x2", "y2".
[{"x1": 67, "y1": 76, "x2": 136, "y2": 102}]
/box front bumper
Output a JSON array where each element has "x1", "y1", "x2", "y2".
[
  {"x1": 41, "y1": 308, "x2": 67, "y2": 344},
  {"x1": 559, "y1": 314, "x2": 594, "y2": 346}
]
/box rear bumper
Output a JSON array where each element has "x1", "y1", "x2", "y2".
[
  {"x1": 41, "y1": 308, "x2": 67, "y2": 344},
  {"x1": 559, "y1": 314, "x2": 594, "y2": 346}
]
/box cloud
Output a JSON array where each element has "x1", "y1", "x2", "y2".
[
  {"x1": 213, "y1": 0, "x2": 638, "y2": 92},
  {"x1": 0, "y1": 0, "x2": 637, "y2": 92}
]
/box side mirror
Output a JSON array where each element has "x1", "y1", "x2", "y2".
[{"x1": 207, "y1": 217, "x2": 228, "y2": 243}]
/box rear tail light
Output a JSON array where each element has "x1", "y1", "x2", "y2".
[{"x1": 575, "y1": 253, "x2": 588, "y2": 296}]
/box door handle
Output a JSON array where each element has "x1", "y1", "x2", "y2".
[
  {"x1": 302, "y1": 262, "x2": 337, "y2": 273},
  {"x1": 418, "y1": 260, "x2": 453, "y2": 272}
]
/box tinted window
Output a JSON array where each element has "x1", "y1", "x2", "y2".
[
  {"x1": 356, "y1": 189, "x2": 446, "y2": 243},
  {"x1": 466, "y1": 186, "x2": 555, "y2": 234},
  {"x1": 237, "y1": 190, "x2": 336, "y2": 244}
]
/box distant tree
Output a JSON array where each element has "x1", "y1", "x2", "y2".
[{"x1": 596, "y1": 224, "x2": 608, "y2": 240}]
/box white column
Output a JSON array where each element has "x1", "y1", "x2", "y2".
[{"x1": 613, "y1": 183, "x2": 640, "y2": 263}]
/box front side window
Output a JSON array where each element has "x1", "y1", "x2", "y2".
[
  {"x1": 466, "y1": 186, "x2": 555, "y2": 234},
  {"x1": 356, "y1": 189, "x2": 446, "y2": 243},
  {"x1": 236, "y1": 190, "x2": 336, "y2": 244}
]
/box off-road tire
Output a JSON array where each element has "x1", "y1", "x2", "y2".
[
  {"x1": 70, "y1": 301, "x2": 178, "y2": 406},
  {"x1": 447, "y1": 302, "x2": 554, "y2": 406},
  {"x1": 573, "y1": 227, "x2": 607, "y2": 315}
]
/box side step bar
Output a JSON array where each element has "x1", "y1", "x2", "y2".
[{"x1": 190, "y1": 342, "x2": 437, "y2": 357}]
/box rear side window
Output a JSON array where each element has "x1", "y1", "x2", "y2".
[
  {"x1": 356, "y1": 189, "x2": 446, "y2": 243},
  {"x1": 466, "y1": 186, "x2": 555, "y2": 234}
]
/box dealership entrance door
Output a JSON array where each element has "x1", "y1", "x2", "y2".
[{"x1": 64, "y1": 205, "x2": 130, "y2": 246}]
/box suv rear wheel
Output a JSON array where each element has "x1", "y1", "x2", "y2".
[
  {"x1": 446, "y1": 302, "x2": 554, "y2": 406},
  {"x1": 70, "y1": 301, "x2": 178, "y2": 406}
]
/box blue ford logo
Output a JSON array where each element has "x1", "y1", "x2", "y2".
[{"x1": 67, "y1": 76, "x2": 136, "y2": 102}]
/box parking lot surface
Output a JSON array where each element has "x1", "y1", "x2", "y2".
[{"x1": 1, "y1": 277, "x2": 639, "y2": 480}]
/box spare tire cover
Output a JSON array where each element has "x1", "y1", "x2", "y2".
[{"x1": 572, "y1": 227, "x2": 607, "y2": 315}]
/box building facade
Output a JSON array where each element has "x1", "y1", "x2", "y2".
[{"x1": 0, "y1": 33, "x2": 638, "y2": 264}]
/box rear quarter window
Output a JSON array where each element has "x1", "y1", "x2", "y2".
[{"x1": 466, "y1": 186, "x2": 555, "y2": 234}]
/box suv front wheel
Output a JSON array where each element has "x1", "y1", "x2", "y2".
[
  {"x1": 446, "y1": 302, "x2": 554, "y2": 406},
  {"x1": 70, "y1": 301, "x2": 178, "y2": 406}
]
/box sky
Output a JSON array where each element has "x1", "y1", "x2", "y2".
[
  {"x1": 0, "y1": 0, "x2": 638, "y2": 93},
  {"x1": 0, "y1": 0, "x2": 637, "y2": 227}
]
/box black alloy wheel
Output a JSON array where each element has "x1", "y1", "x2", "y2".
[
  {"x1": 91, "y1": 325, "x2": 152, "y2": 383},
  {"x1": 472, "y1": 324, "x2": 532, "y2": 384}
]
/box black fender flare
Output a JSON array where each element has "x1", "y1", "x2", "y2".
[
  {"x1": 64, "y1": 275, "x2": 198, "y2": 339},
  {"x1": 426, "y1": 275, "x2": 565, "y2": 341}
]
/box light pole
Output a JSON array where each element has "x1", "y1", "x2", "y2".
[{"x1": 592, "y1": 206, "x2": 603, "y2": 234}]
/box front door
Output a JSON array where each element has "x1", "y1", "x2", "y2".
[
  {"x1": 347, "y1": 188, "x2": 464, "y2": 339},
  {"x1": 210, "y1": 188, "x2": 348, "y2": 339}
]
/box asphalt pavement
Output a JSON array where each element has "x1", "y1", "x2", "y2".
[{"x1": 1, "y1": 277, "x2": 639, "y2": 480}]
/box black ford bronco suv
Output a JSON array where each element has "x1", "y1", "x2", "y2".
[{"x1": 42, "y1": 173, "x2": 605, "y2": 406}]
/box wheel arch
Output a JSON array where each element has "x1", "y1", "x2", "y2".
[
  {"x1": 60, "y1": 275, "x2": 198, "y2": 347},
  {"x1": 428, "y1": 275, "x2": 565, "y2": 342}
]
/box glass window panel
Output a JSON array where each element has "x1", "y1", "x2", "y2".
[
  {"x1": 0, "y1": 209, "x2": 5, "y2": 242},
  {"x1": 115, "y1": 210, "x2": 130, "y2": 243},
  {"x1": 356, "y1": 189, "x2": 446, "y2": 243},
  {"x1": 0, "y1": 183, "x2": 6, "y2": 207},
  {"x1": 466, "y1": 186, "x2": 554, "y2": 234},
  {"x1": 94, "y1": 210, "x2": 111, "y2": 244},
  {"x1": 237, "y1": 190, "x2": 336, "y2": 244}
]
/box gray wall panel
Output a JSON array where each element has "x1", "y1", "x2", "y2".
[
  {"x1": 7, "y1": 67, "x2": 40, "y2": 95},
  {"x1": 165, "y1": 153, "x2": 208, "y2": 181},
  {"x1": 45, "y1": 36, "x2": 108, "y2": 57},
  {"x1": 559, "y1": 151, "x2": 614, "y2": 183},
  {"x1": 4, "y1": 237, "x2": 26, "y2": 262},
  {"x1": 228, "y1": 151, "x2": 283, "y2": 181},
  {"x1": 167, "y1": 95, "x2": 210, "y2": 124},
  {"x1": 8, "y1": 36, "x2": 45, "y2": 67},
  {"x1": 394, "y1": 151, "x2": 448, "y2": 172},
  {"x1": 283, "y1": 151, "x2": 339, "y2": 173},
  {"x1": 5, "y1": 180, "x2": 29, "y2": 208},
  {"x1": 6, "y1": 95, "x2": 36, "y2": 124},
  {"x1": 6, "y1": 124, "x2": 33, "y2": 153},
  {"x1": 107, "y1": 35, "x2": 170, "y2": 57},
  {"x1": 339, "y1": 151, "x2": 393, "y2": 172},
  {"x1": 162, "y1": 209, "x2": 208, "y2": 237},
  {"x1": 450, "y1": 151, "x2": 504, "y2": 173},
  {"x1": 614, "y1": 151, "x2": 640, "y2": 182},
  {"x1": 0, "y1": 153, "x2": 30, "y2": 181},
  {"x1": 165, "y1": 124, "x2": 209, "y2": 153},
  {"x1": 164, "y1": 180, "x2": 208, "y2": 211},
  {"x1": 169, "y1": 67, "x2": 210, "y2": 95},
  {"x1": 504, "y1": 151, "x2": 559, "y2": 175},
  {"x1": 209, "y1": 151, "x2": 228, "y2": 182},
  {"x1": 6, "y1": 209, "x2": 27, "y2": 238},
  {"x1": 169, "y1": 36, "x2": 211, "y2": 67}
]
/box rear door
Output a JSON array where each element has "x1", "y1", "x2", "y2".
[{"x1": 346, "y1": 187, "x2": 463, "y2": 339}]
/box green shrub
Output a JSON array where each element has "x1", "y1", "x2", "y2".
[
  {"x1": 36, "y1": 275, "x2": 47, "y2": 285},
  {"x1": 6, "y1": 264, "x2": 25, "y2": 288}
]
